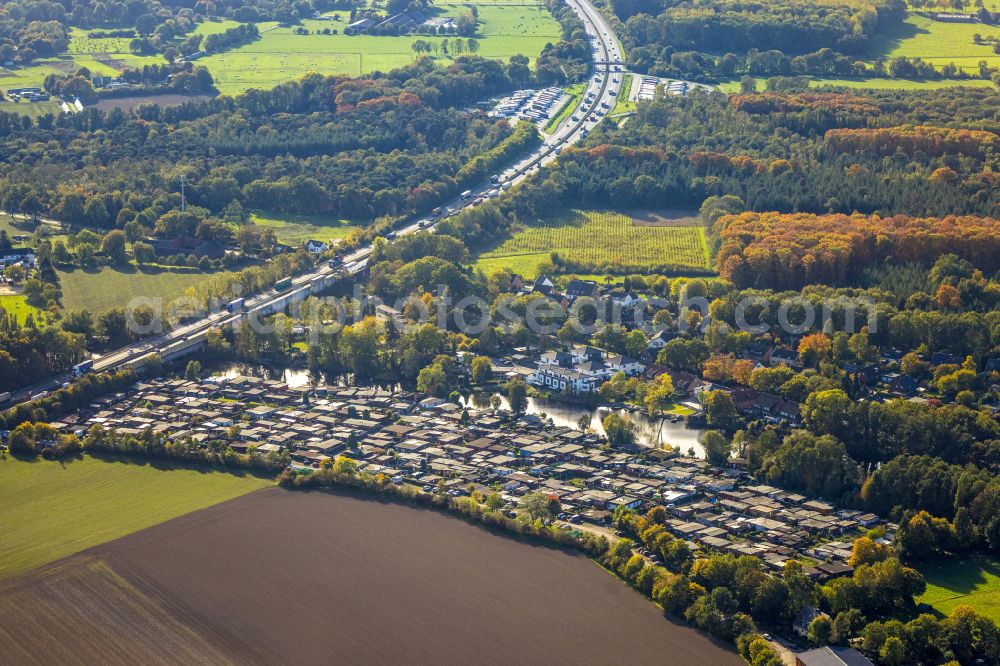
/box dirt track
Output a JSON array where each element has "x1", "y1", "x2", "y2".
[{"x1": 0, "y1": 488, "x2": 743, "y2": 665}]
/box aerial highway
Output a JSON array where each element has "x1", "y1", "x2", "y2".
[{"x1": 5, "y1": 0, "x2": 625, "y2": 407}]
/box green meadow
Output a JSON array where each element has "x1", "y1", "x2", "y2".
[
  {"x1": 250, "y1": 212, "x2": 359, "y2": 247},
  {"x1": 475, "y1": 209, "x2": 711, "y2": 278},
  {"x1": 2, "y1": 2, "x2": 560, "y2": 104},
  {"x1": 0, "y1": 456, "x2": 270, "y2": 579},
  {"x1": 919, "y1": 554, "x2": 1000, "y2": 622},
  {"x1": 57, "y1": 265, "x2": 238, "y2": 313},
  {"x1": 872, "y1": 13, "x2": 1000, "y2": 74},
  {"x1": 200, "y1": 2, "x2": 560, "y2": 95},
  {"x1": 0, "y1": 295, "x2": 49, "y2": 325}
]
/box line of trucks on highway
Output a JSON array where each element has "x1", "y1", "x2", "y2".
[{"x1": 5, "y1": 172, "x2": 516, "y2": 411}]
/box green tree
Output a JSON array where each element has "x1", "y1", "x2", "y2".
[
  {"x1": 133, "y1": 241, "x2": 155, "y2": 265},
  {"x1": 603, "y1": 412, "x2": 637, "y2": 448},
  {"x1": 808, "y1": 615, "x2": 833, "y2": 646},
  {"x1": 470, "y1": 355, "x2": 492, "y2": 384},
  {"x1": 700, "y1": 430, "x2": 731, "y2": 466},
  {"x1": 625, "y1": 329, "x2": 648, "y2": 358},
  {"x1": 880, "y1": 636, "x2": 907, "y2": 666},
  {"x1": 417, "y1": 361, "x2": 451, "y2": 398},
  {"x1": 520, "y1": 491, "x2": 558, "y2": 519},
  {"x1": 184, "y1": 359, "x2": 201, "y2": 380},
  {"x1": 703, "y1": 390, "x2": 739, "y2": 431},
  {"x1": 644, "y1": 371, "x2": 675, "y2": 416},
  {"x1": 3, "y1": 264, "x2": 25, "y2": 283},
  {"x1": 102, "y1": 230, "x2": 128, "y2": 264},
  {"x1": 505, "y1": 378, "x2": 528, "y2": 414}
]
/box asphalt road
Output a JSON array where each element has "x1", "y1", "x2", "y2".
[{"x1": 6, "y1": 0, "x2": 625, "y2": 407}]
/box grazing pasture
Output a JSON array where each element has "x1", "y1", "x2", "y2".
[
  {"x1": 872, "y1": 13, "x2": 1000, "y2": 74},
  {"x1": 201, "y1": 3, "x2": 560, "y2": 95},
  {"x1": 0, "y1": 488, "x2": 743, "y2": 664},
  {"x1": 0, "y1": 456, "x2": 269, "y2": 580}
]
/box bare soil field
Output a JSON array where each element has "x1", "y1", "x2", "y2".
[
  {"x1": 92, "y1": 93, "x2": 215, "y2": 111},
  {"x1": 0, "y1": 488, "x2": 742, "y2": 665}
]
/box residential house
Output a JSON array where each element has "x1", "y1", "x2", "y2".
[
  {"x1": 305, "y1": 239, "x2": 329, "y2": 254},
  {"x1": 565, "y1": 279, "x2": 599, "y2": 301},
  {"x1": 767, "y1": 347, "x2": 802, "y2": 369}
]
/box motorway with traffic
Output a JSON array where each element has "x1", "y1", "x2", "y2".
[{"x1": 6, "y1": 0, "x2": 625, "y2": 407}]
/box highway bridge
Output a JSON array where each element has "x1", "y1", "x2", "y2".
[{"x1": 6, "y1": 0, "x2": 625, "y2": 407}]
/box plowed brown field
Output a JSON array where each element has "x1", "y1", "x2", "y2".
[{"x1": 0, "y1": 488, "x2": 742, "y2": 665}]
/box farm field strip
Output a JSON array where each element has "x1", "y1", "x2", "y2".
[
  {"x1": 716, "y1": 77, "x2": 998, "y2": 92},
  {"x1": 0, "y1": 488, "x2": 744, "y2": 664},
  {"x1": 477, "y1": 209, "x2": 712, "y2": 275}
]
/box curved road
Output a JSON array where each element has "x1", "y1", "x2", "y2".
[{"x1": 7, "y1": 0, "x2": 624, "y2": 406}]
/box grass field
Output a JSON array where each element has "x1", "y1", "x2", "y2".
[
  {"x1": 200, "y1": 2, "x2": 560, "y2": 95},
  {"x1": 0, "y1": 294, "x2": 49, "y2": 325},
  {"x1": 1, "y1": 3, "x2": 560, "y2": 101},
  {"x1": 0, "y1": 213, "x2": 38, "y2": 238},
  {"x1": 610, "y1": 74, "x2": 636, "y2": 116},
  {"x1": 872, "y1": 13, "x2": 1000, "y2": 74},
  {"x1": 0, "y1": 99, "x2": 64, "y2": 117},
  {"x1": 57, "y1": 265, "x2": 237, "y2": 313},
  {"x1": 475, "y1": 209, "x2": 711, "y2": 278},
  {"x1": 250, "y1": 212, "x2": 359, "y2": 247},
  {"x1": 919, "y1": 554, "x2": 1000, "y2": 622},
  {"x1": 544, "y1": 82, "x2": 584, "y2": 133},
  {"x1": 0, "y1": 456, "x2": 270, "y2": 580}
]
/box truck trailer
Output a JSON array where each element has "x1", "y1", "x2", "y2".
[{"x1": 72, "y1": 359, "x2": 94, "y2": 376}]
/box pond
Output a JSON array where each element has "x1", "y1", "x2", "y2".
[{"x1": 463, "y1": 392, "x2": 705, "y2": 457}]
